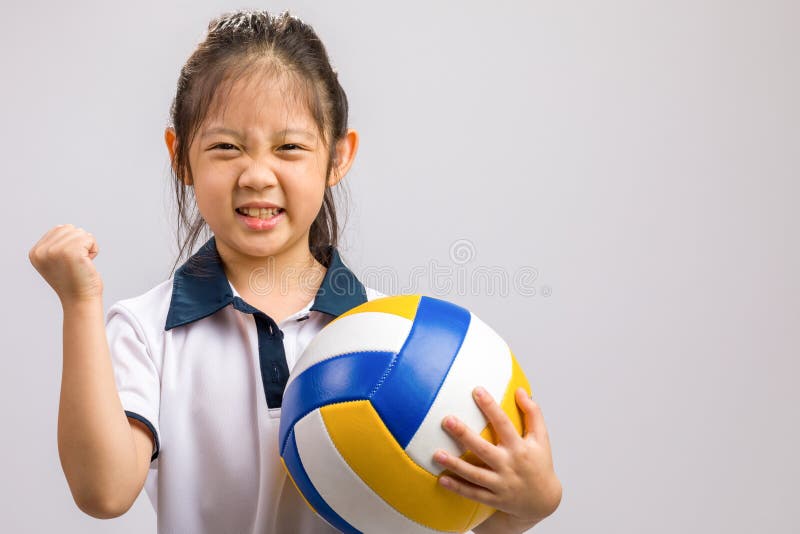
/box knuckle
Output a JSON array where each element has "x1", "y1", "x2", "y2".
[
  {"x1": 446, "y1": 458, "x2": 462, "y2": 475},
  {"x1": 473, "y1": 440, "x2": 490, "y2": 456},
  {"x1": 45, "y1": 245, "x2": 66, "y2": 262},
  {"x1": 513, "y1": 443, "x2": 535, "y2": 463},
  {"x1": 449, "y1": 478, "x2": 467, "y2": 494}
]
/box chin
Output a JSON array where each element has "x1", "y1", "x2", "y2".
[{"x1": 240, "y1": 241, "x2": 286, "y2": 259}]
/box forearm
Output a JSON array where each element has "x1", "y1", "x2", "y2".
[{"x1": 57, "y1": 298, "x2": 143, "y2": 517}]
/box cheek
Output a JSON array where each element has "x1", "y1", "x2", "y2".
[
  {"x1": 192, "y1": 191, "x2": 216, "y2": 224},
  {"x1": 283, "y1": 169, "x2": 328, "y2": 208},
  {"x1": 308, "y1": 181, "x2": 329, "y2": 209},
  {"x1": 192, "y1": 177, "x2": 230, "y2": 218}
]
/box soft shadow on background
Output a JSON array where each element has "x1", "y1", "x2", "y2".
[{"x1": 2, "y1": 1, "x2": 798, "y2": 532}]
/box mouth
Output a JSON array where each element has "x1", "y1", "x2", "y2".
[{"x1": 235, "y1": 207, "x2": 285, "y2": 220}]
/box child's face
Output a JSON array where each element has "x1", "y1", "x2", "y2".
[{"x1": 184, "y1": 72, "x2": 344, "y2": 264}]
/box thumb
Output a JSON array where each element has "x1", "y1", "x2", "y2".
[{"x1": 85, "y1": 232, "x2": 99, "y2": 260}]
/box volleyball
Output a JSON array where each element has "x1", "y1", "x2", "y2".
[{"x1": 278, "y1": 294, "x2": 531, "y2": 533}]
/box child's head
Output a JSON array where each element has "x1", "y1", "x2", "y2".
[{"x1": 165, "y1": 10, "x2": 356, "y2": 272}]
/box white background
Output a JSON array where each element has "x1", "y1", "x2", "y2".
[{"x1": 2, "y1": 0, "x2": 798, "y2": 532}]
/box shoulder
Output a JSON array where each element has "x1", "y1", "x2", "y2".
[{"x1": 105, "y1": 278, "x2": 174, "y2": 338}]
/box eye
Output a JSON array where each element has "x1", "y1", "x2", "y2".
[
  {"x1": 211, "y1": 143, "x2": 238, "y2": 151},
  {"x1": 278, "y1": 144, "x2": 302, "y2": 151}
]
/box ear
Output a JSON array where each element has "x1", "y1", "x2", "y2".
[
  {"x1": 164, "y1": 127, "x2": 192, "y2": 186},
  {"x1": 327, "y1": 128, "x2": 359, "y2": 187}
]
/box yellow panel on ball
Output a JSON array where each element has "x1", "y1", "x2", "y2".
[
  {"x1": 321, "y1": 400, "x2": 487, "y2": 533},
  {"x1": 333, "y1": 293, "x2": 421, "y2": 323}
]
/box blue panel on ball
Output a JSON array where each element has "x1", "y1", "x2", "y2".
[
  {"x1": 283, "y1": 429, "x2": 361, "y2": 534},
  {"x1": 369, "y1": 296, "x2": 471, "y2": 448},
  {"x1": 279, "y1": 351, "x2": 395, "y2": 455}
]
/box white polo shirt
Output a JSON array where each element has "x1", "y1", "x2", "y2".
[{"x1": 106, "y1": 236, "x2": 385, "y2": 534}]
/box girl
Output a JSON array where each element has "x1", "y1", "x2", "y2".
[{"x1": 28, "y1": 10, "x2": 561, "y2": 534}]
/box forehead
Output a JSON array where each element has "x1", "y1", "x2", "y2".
[{"x1": 204, "y1": 65, "x2": 318, "y2": 133}]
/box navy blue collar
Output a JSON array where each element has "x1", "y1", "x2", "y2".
[{"x1": 165, "y1": 236, "x2": 367, "y2": 330}]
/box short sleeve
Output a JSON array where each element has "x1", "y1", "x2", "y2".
[
  {"x1": 364, "y1": 286, "x2": 389, "y2": 301},
  {"x1": 106, "y1": 303, "x2": 161, "y2": 462}
]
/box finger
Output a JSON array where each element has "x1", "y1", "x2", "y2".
[
  {"x1": 442, "y1": 415, "x2": 503, "y2": 470},
  {"x1": 48, "y1": 223, "x2": 75, "y2": 237},
  {"x1": 34, "y1": 224, "x2": 74, "y2": 249},
  {"x1": 516, "y1": 388, "x2": 548, "y2": 445},
  {"x1": 47, "y1": 225, "x2": 85, "y2": 252},
  {"x1": 473, "y1": 386, "x2": 521, "y2": 445},
  {"x1": 29, "y1": 225, "x2": 76, "y2": 265},
  {"x1": 438, "y1": 473, "x2": 498, "y2": 507},
  {"x1": 85, "y1": 233, "x2": 99, "y2": 259},
  {"x1": 52, "y1": 228, "x2": 95, "y2": 258},
  {"x1": 433, "y1": 449, "x2": 500, "y2": 491}
]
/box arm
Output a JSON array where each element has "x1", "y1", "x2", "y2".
[
  {"x1": 59, "y1": 298, "x2": 154, "y2": 518},
  {"x1": 30, "y1": 225, "x2": 153, "y2": 518}
]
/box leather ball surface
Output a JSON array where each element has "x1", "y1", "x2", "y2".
[{"x1": 279, "y1": 294, "x2": 531, "y2": 533}]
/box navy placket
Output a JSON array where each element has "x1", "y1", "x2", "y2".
[
  {"x1": 232, "y1": 297, "x2": 290, "y2": 409},
  {"x1": 165, "y1": 236, "x2": 369, "y2": 415}
]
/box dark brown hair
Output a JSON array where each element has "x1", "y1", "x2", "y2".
[{"x1": 167, "y1": 10, "x2": 350, "y2": 275}]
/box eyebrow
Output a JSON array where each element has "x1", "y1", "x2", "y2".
[{"x1": 201, "y1": 127, "x2": 316, "y2": 140}]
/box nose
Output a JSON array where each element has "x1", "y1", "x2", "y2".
[{"x1": 237, "y1": 156, "x2": 279, "y2": 191}]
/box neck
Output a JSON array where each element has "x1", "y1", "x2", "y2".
[{"x1": 216, "y1": 237, "x2": 327, "y2": 302}]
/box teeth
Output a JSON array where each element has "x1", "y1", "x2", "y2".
[{"x1": 239, "y1": 207, "x2": 281, "y2": 219}]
